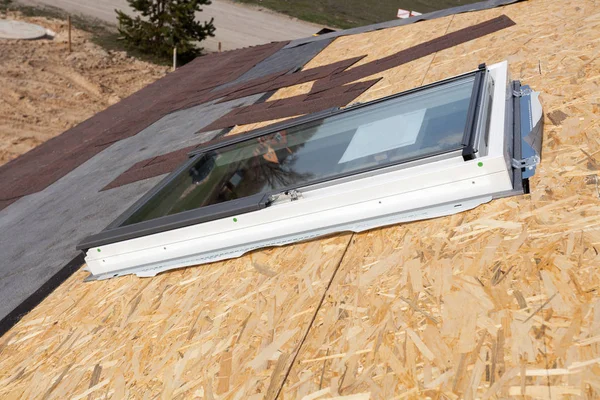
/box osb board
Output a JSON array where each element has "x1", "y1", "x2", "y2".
[
  {"x1": 0, "y1": 235, "x2": 351, "y2": 399},
  {"x1": 2, "y1": 1, "x2": 600, "y2": 399},
  {"x1": 279, "y1": 0, "x2": 600, "y2": 398},
  {"x1": 282, "y1": 196, "x2": 600, "y2": 398}
]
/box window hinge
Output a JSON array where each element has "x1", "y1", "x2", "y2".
[
  {"x1": 512, "y1": 155, "x2": 540, "y2": 170},
  {"x1": 513, "y1": 87, "x2": 532, "y2": 98},
  {"x1": 268, "y1": 189, "x2": 302, "y2": 204},
  {"x1": 288, "y1": 189, "x2": 301, "y2": 201},
  {"x1": 346, "y1": 101, "x2": 362, "y2": 108}
]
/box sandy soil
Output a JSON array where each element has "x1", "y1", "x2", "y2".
[{"x1": 0, "y1": 11, "x2": 169, "y2": 166}]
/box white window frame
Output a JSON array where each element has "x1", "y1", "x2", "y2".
[{"x1": 78, "y1": 61, "x2": 542, "y2": 280}]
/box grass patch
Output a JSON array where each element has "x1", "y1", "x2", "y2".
[
  {"x1": 0, "y1": 1, "x2": 171, "y2": 65},
  {"x1": 234, "y1": 0, "x2": 484, "y2": 29}
]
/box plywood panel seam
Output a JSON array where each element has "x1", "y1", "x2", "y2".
[
  {"x1": 272, "y1": 234, "x2": 355, "y2": 399},
  {"x1": 419, "y1": 14, "x2": 456, "y2": 87}
]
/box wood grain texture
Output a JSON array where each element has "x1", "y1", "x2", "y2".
[
  {"x1": 279, "y1": 0, "x2": 600, "y2": 398},
  {"x1": 2, "y1": 0, "x2": 600, "y2": 398},
  {"x1": 0, "y1": 236, "x2": 351, "y2": 399}
]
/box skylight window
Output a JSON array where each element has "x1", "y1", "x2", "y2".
[
  {"x1": 78, "y1": 61, "x2": 542, "y2": 280},
  {"x1": 123, "y1": 75, "x2": 475, "y2": 226}
]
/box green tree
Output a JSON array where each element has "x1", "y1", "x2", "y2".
[{"x1": 116, "y1": 0, "x2": 215, "y2": 63}]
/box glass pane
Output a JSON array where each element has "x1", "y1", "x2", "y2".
[{"x1": 122, "y1": 75, "x2": 475, "y2": 226}]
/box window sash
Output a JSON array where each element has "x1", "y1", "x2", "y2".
[{"x1": 78, "y1": 67, "x2": 489, "y2": 250}]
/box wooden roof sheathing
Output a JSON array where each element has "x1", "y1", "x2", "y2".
[
  {"x1": 0, "y1": 237, "x2": 353, "y2": 398},
  {"x1": 279, "y1": 1, "x2": 600, "y2": 398},
  {"x1": 2, "y1": 0, "x2": 600, "y2": 398}
]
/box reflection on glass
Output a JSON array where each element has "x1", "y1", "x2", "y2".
[{"x1": 122, "y1": 75, "x2": 475, "y2": 226}]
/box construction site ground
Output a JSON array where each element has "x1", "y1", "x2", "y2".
[{"x1": 0, "y1": 10, "x2": 167, "y2": 166}]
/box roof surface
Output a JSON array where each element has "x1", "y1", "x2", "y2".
[
  {"x1": 1, "y1": 0, "x2": 600, "y2": 398},
  {"x1": 0, "y1": 38, "x2": 331, "y2": 326}
]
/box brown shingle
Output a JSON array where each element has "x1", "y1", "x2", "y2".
[
  {"x1": 310, "y1": 15, "x2": 515, "y2": 94},
  {"x1": 199, "y1": 78, "x2": 381, "y2": 132},
  {"x1": 213, "y1": 56, "x2": 367, "y2": 103},
  {"x1": 101, "y1": 146, "x2": 196, "y2": 191}
]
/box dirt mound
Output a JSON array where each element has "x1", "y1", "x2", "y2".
[{"x1": 0, "y1": 11, "x2": 169, "y2": 166}]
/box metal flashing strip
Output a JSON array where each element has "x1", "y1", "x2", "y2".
[
  {"x1": 492, "y1": 80, "x2": 543, "y2": 199},
  {"x1": 518, "y1": 85, "x2": 543, "y2": 179},
  {"x1": 85, "y1": 195, "x2": 493, "y2": 281},
  {"x1": 462, "y1": 64, "x2": 488, "y2": 160}
]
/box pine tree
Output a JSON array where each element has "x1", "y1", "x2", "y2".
[{"x1": 116, "y1": 0, "x2": 215, "y2": 62}]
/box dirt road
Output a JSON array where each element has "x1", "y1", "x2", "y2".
[{"x1": 21, "y1": 0, "x2": 320, "y2": 52}]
